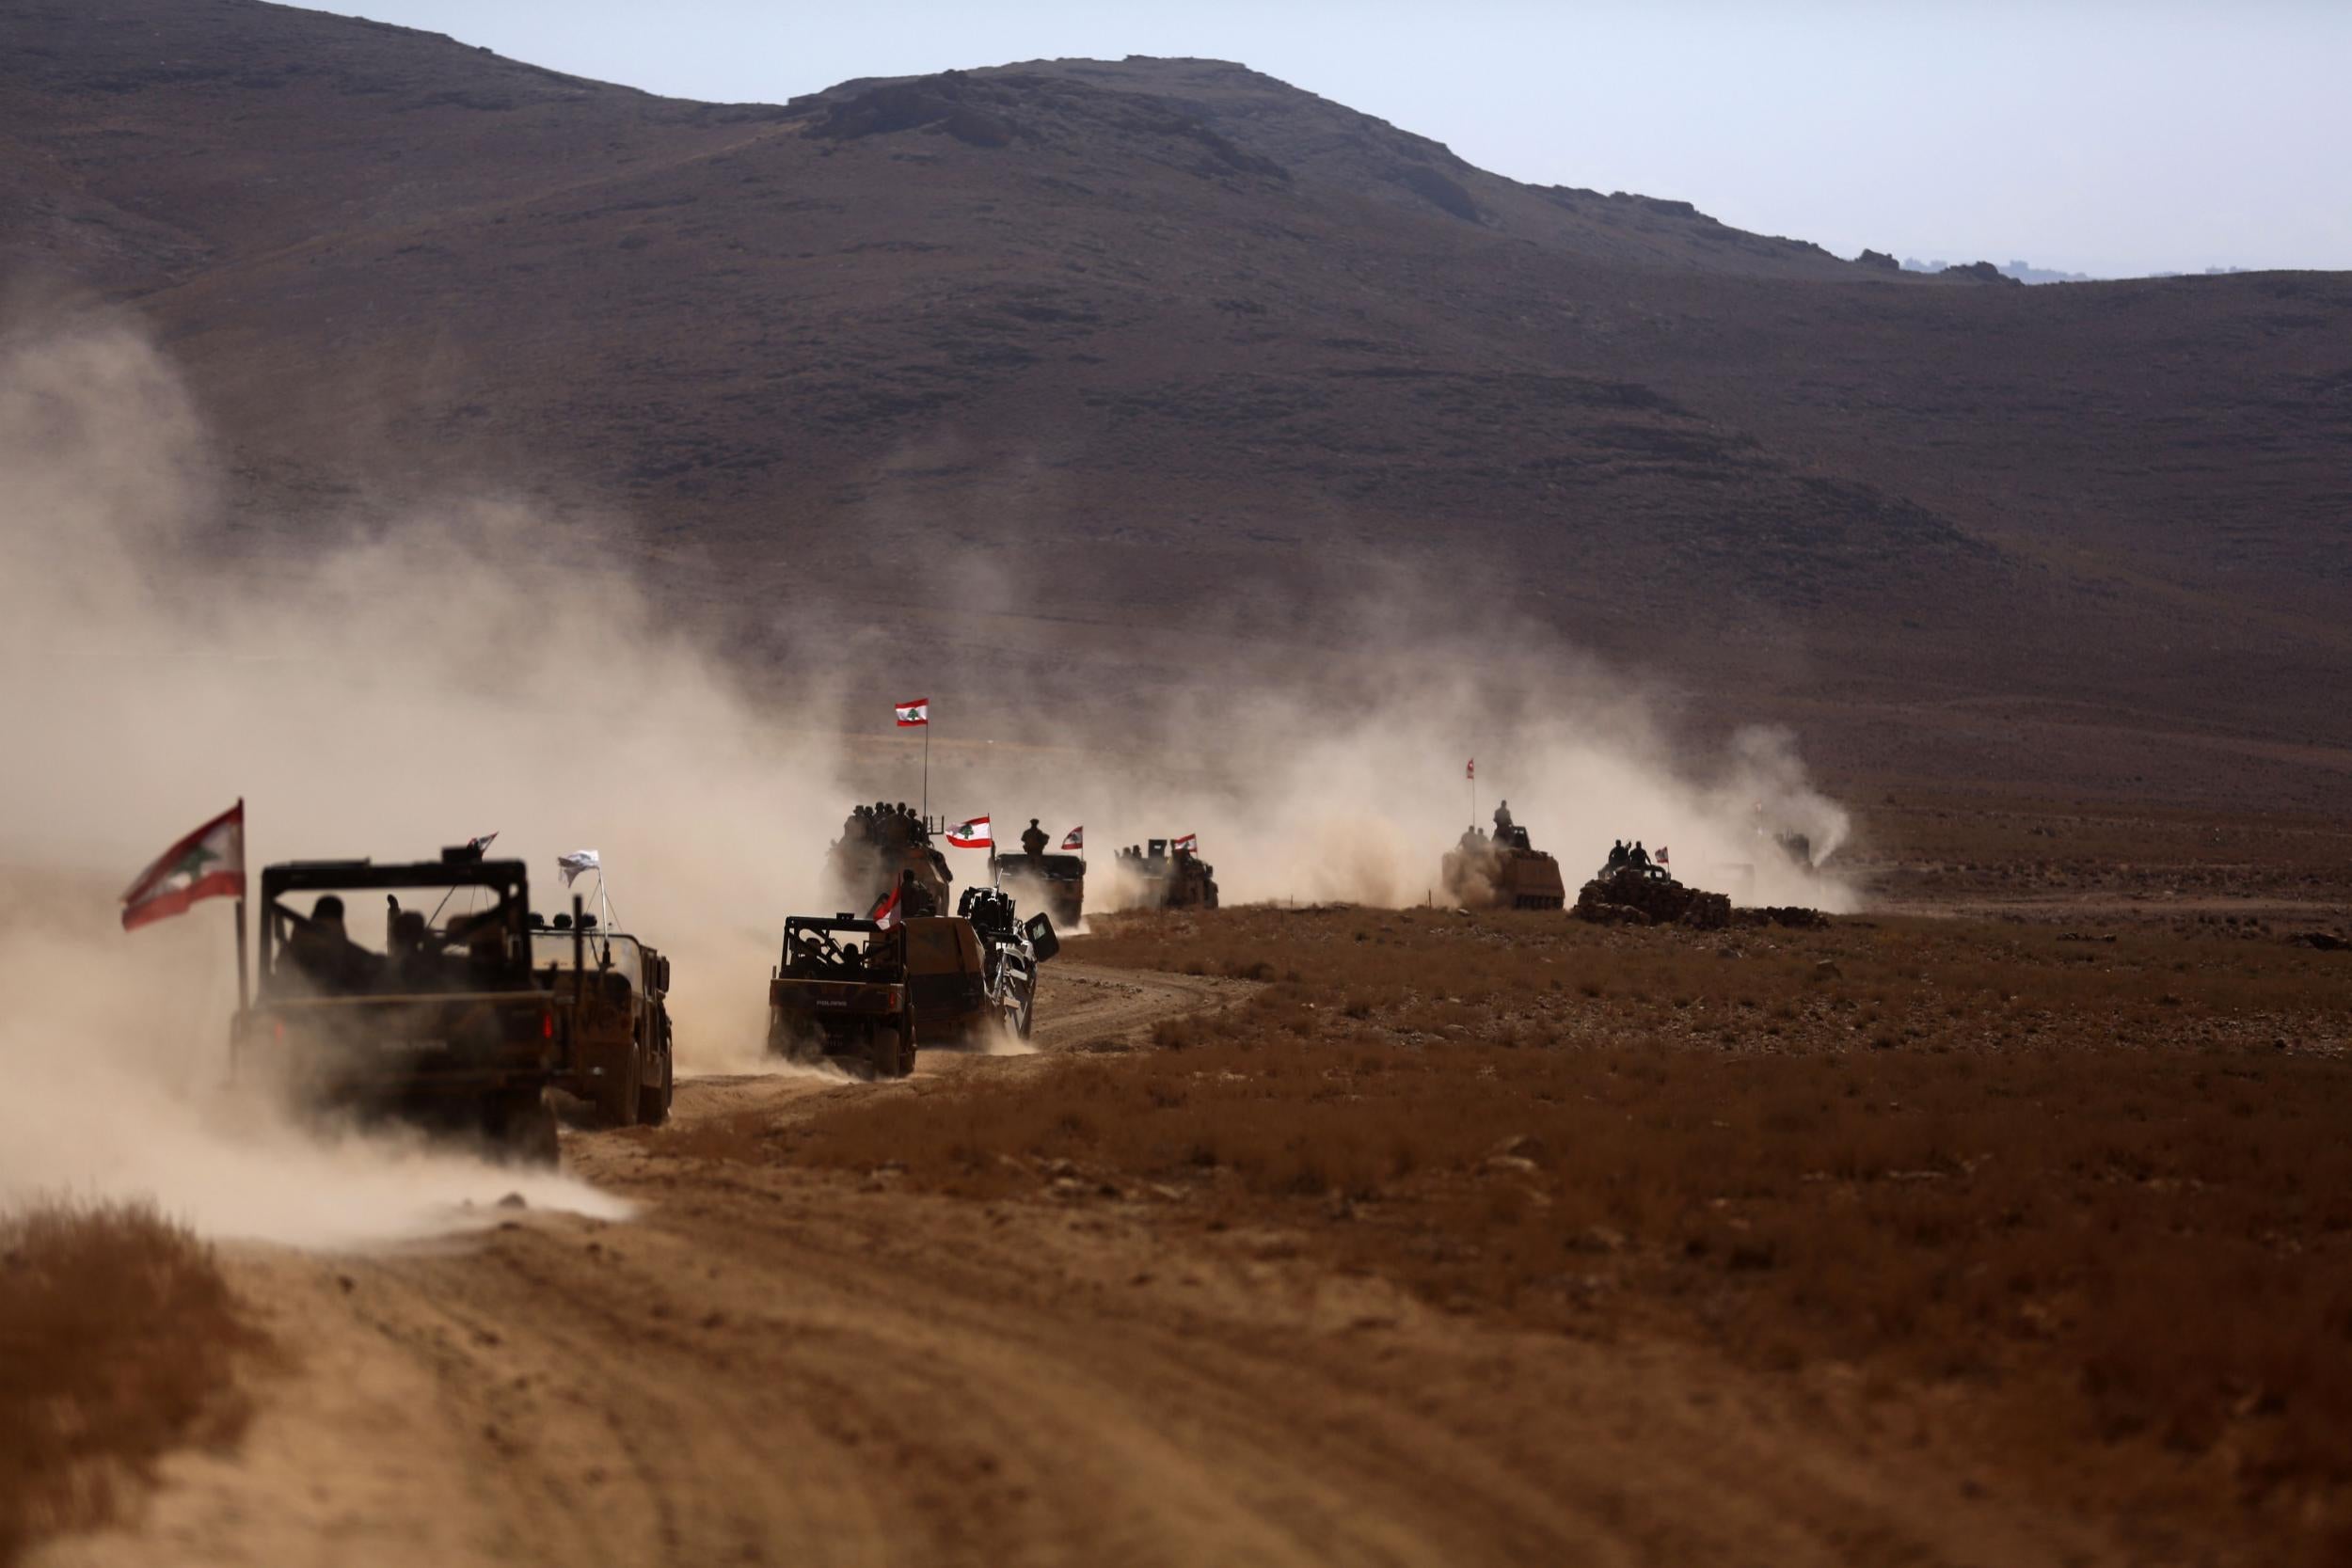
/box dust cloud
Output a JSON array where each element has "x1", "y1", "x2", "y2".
[
  {"x1": 0, "y1": 312, "x2": 854, "y2": 1243},
  {"x1": 0, "y1": 309, "x2": 1858, "y2": 1237}
]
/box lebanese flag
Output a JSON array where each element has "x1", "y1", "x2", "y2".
[
  {"x1": 1172, "y1": 832, "x2": 1199, "y2": 853},
  {"x1": 122, "y1": 800, "x2": 246, "y2": 931},
  {"x1": 1061, "y1": 826, "x2": 1084, "y2": 851},
  {"x1": 1657, "y1": 846, "x2": 1670, "y2": 866},
  {"x1": 895, "y1": 698, "x2": 930, "y2": 727},
  {"x1": 946, "y1": 816, "x2": 993, "y2": 849},
  {"x1": 870, "y1": 884, "x2": 903, "y2": 930},
  {"x1": 1467, "y1": 758, "x2": 1474, "y2": 780}
]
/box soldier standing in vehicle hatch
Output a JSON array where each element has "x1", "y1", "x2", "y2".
[{"x1": 1022, "y1": 818, "x2": 1048, "y2": 859}]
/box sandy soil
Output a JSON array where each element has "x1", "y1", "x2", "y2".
[{"x1": 40, "y1": 961, "x2": 2135, "y2": 1568}]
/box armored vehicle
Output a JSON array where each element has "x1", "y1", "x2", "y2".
[
  {"x1": 957, "y1": 886, "x2": 1062, "y2": 1039},
  {"x1": 767, "y1": 914, "x2": 916, "y2": 1078},
  {"x1": 1572, "y1": 863, "x2": 1733, "y2": 929},
  {"x1": 536, "y1": 916, "x2": 674, "y2": 1127},
  {"x1": 990, "y1": 848, "x2": 1085, "y2": 928},
  {"x1": 1122, "y1": 838, "x2": 1220, "y2": 911},
  {"x1": 1442, "y1": 824, "x2": 1566, "y2": 911},
  {"x1": 826, "y1": 804, "x2": 953, "y2": 918},
  {"x1": 235, "y1": 848, "x2": 582, "y2": 1163}
]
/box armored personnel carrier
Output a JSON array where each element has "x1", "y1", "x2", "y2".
[
  {"x1": 826, "y1": 803, "x2": 953, "y2": 918},
  {"x1": 1441, "y1": 824, "x2": 1566, "y2": 911}
]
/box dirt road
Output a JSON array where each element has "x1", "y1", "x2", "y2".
[{"x1": 43, "y1": 963, "x2": 2129, "y2": 1568}]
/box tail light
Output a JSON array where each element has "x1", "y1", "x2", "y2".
[
  {"x1": 542, "y1": 1010, "x2": 556, "y2": 1039},
  {"x1": 273, "y1": 1019, "x2": 285, "y2": 1043}
]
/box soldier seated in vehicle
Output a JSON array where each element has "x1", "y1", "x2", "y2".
[{"x1": 283, "y1": 895, "x2": 376, "y2": 993}]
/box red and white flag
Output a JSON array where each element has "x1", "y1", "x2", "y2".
[
  {"x1": 121, "y1": 800, "x2": 246, "y2": 932},
  {"x1": 869, "y1": 884, "x2": 903, "y2": 930},
  {"x1": 1061, "y1": 826, "x2": 1084, "y2": 851},
  {"x1": 468, "y1": 832, "x2": 499, "y2": 854},
  {"x1": 946, "y1": 815, "x2": 993, "y2": 848},
  {"x1": 1467, "y1": 758, "x2": 1475, "y2": 780},
  {"x1": 1172, "y1": 832, "x2": 1199, "y2": 853},
  {"x1": 1657, "y1": 846, "x2": 1671, "y2": 865},
  {"x1": 894, "y1": 698, "x2": 930, "y2": 727}
]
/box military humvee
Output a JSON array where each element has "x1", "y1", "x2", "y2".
[
  {"x1": 990, "y1": 848, "x2": 1085, "y2": 928},
  {"x1": 536, "y1": 915, "x2": 674, "y2": 1127},
  {"x1": 236, "y1": 848, "x2": 583, "y2": 1163},
  {"x1": 1441, "y1": 824, "x2": 1567, "y2": 911}
]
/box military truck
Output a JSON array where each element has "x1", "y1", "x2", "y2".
[
  {"x1": 235, "y1": 848, "x2": 581, "y2": 1163},
  {"x1": 990, "y1": 847, "x2": 1085, "y2": 928},
  {"x1": 767, "y1": 913, "x2": 916, "y2": 1078},
  {"x1": 957, "y1": 886, "x2": 1062, "y2": 1039},
  {"x1": 1441, "y1": 824, "x2": 1566, "y2": 911},
  {"x1": 535, "y1": 915, "x2": 674, "y2": 1127},
  {"x1": 1122, "y1": 838, "x2": 1220, "y2": 911}
]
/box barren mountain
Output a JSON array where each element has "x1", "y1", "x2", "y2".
[{"x1": 5, "y1": 0, "x2": 2347, "y2": 806}]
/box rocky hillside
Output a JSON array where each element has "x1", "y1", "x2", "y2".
[{"x1": 5, "y1": 0, "x2": 2347, "y2": 804}]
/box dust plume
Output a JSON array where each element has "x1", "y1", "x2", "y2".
[{"x1": 0, "y1": 311, "x2": 852, "y2": 1242}]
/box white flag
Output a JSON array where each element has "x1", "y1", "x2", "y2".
[{"x1": 557, "y1": 849, "x2": 601, "y2": 887}]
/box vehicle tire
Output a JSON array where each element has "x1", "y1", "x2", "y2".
[
  {"x1": 597, "y1": 1042, "x2": 643, "y2": 1128},
  {"x1": 866, "y1": 1023, "x2": 900, "y2": 1080},
  {"x1": 1013, "y1": 980, "x2": 1035, "y2": 1040},
  {"x1": 637, "y1": 1021, "x2": 673, "y2": 1128}
]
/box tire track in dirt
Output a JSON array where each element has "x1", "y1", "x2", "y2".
[{"x1": 40, "y1": 963, "x2": 2132, "y2": 1568}]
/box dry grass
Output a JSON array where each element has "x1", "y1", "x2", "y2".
[
  {"x1": 694, "y1": 904, "x2": 2352, "y2": 1559},
  {"x1": 0, "y1": 1200, "x2": 258, "y2": 1564}
]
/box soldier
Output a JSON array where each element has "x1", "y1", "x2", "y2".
[
  {"x1": 1022, "y1": 818, "x2": 1049, "y2": 858},
  {"x1": 1493, "y1": 800, "x2": 1515, "y2": 836},
  {"x1": 285, "y1": 895, "x2": 373, "y2": 992},
  {"x1": 1629, "y1": 840, "x2": 1650, "y2": 869},
  {"x1": 1608, "y1": 839, "x2": 1629, "y2": 869}
]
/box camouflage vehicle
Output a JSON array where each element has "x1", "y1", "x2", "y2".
[
  {"x1": 535, "y1": 915, "x2": 674, "y2": 1127},
  {"x1": 825, "y1": 805, "x2": 953, "y2": 918},
  {"x1": 235, "y1": 848, "x2": 582, "y2": 1163},
  {"x1": 767, "y1": 913, "x2": 916, "y2": 1078},
  {"x1": 1572, "y1": 863, "x2": 1733, "y2": 929},
  {"x1": 990, "y1": 847, "x2": 1085, "y2": 928},
  {"x1": 1123, "y1": 838, "x2": 1220, "y2": 911},
  {"x1": 1442, "y1": 824, "x2": 1566, "y2": 911},
  {"x1": 957, "y1": 885, "x2": 1062, "y2": 1040}
]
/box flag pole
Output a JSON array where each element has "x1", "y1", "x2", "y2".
[
  {"x1": 922, "y1": 722, "x2": 930, "y2": 823},
  {"x1": 232, "y1": 797, "x2": 250, "y2": 1015}
]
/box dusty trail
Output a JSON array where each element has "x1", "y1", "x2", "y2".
[{"x1": 43, "y1": 964, "x2": 2127, "y2": 1568}]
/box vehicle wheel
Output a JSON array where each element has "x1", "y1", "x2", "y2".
[
  {"x1": 597, "y1": 1043, "x2": 643, "y2": 1128},
  {"x1": 866, "y1": 1024, "x2": 901, "y2": 1080},
  {"x1": 636, "y1": 1037, "x2": 673, "y2": 1127},
  {"x1": 1013, "y1": 981, "x2": 1035, "y2": 1040}
]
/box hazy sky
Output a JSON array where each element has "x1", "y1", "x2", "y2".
[{"x1": 303, "y1": 1, "x2": 2351, "y2": 277}]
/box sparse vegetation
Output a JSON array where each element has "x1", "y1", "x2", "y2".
[
  {"x1": 692, "y1": 905, "x2": 2352, "y2": 1560},
  {"x1": 0, "y1": 1200, "x2": 259, "y2": 1564}
]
